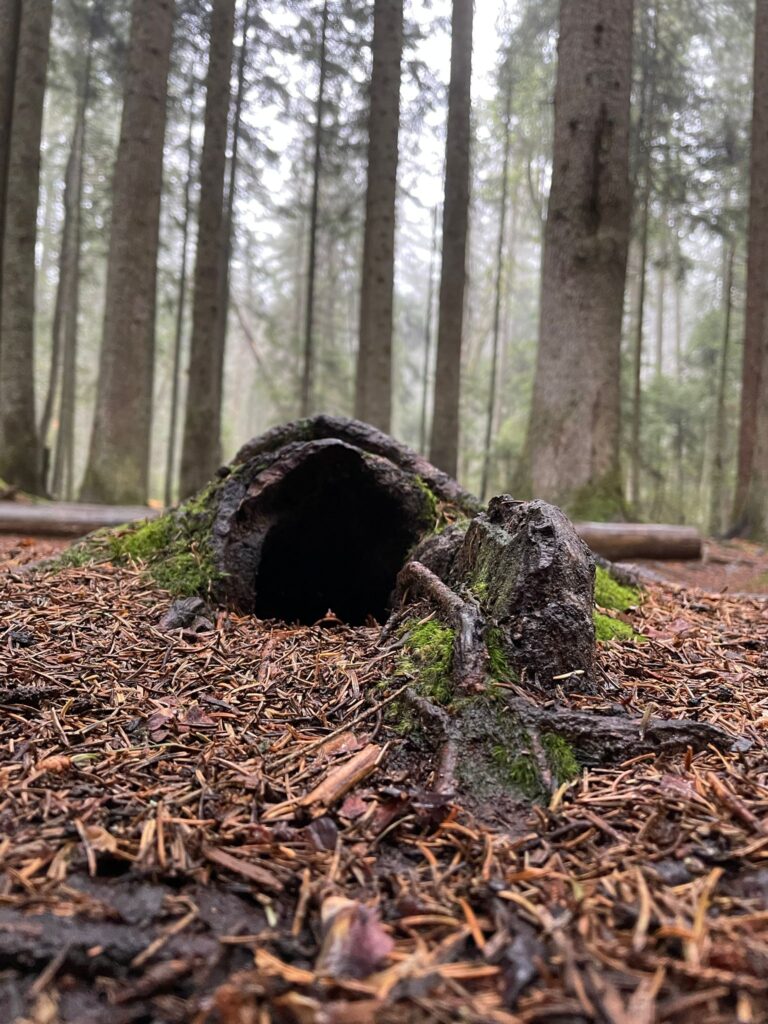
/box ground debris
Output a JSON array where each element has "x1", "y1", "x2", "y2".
[{"x1": 0, "y1": 541, "x2": 767, "y2": 1022}]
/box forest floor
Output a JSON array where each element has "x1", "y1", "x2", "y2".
[{"x1": 0, "y1": 535, "x2": 767, "y2": 1024}]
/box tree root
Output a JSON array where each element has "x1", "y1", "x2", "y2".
[
  {"x1": 507, "y1": 697, "x2": 750, "y2": 764},
  {"x1": 397, "y1": 560, "x2": 487, "y2": 691}
]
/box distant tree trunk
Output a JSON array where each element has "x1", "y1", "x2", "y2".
[
  {"x1": 419, "y1": 203, "x2": 440, "y2": 454},
  {"x1": 521, "y1": 0, "x2": 634, "y2": 518},
  {"x1": 80, "y1": 0, "x2": 175, "y2": 504},
  {"x1": 164, "y1": 100, "x2": 196, "y2": 508},
  {"x1": 733, "y1": 0, "x2": 768, "y2": 537},
  {"x1": 354, "y1": 0, "x2": 403, "y2": 432},
  {"x1": 179, "y1": 0, "x2": 236, "y2": 498},
  {"x1": 655, "y1": 208, "x2": 667, "y2": 377},
  {"x1": 709, "y1": 238, "x2": 735, "y2": 536},
  {"x1": 0, "y1": 0, "x2": 21, "y2": 325},
  {"x1": 43, "y1": 15, "x2": 95, "y2": 484},
  {"x1": 429, "y1": 0, "x2": 473, "y2": 477},
  {"x1": 631, "y1": 185, "x2": 650, "y2": 509},
  {"x1": 300, "y1": 0, "x2": 329, "y2": 417},
  {"x1": 0, "y1": 0, "x2": 52, "y2": 493},
  {"x1": 630, "y1": 3, "x2": 656, "y2": 511},
  {"x1": 480, "y1": 61, "x2": 513, "y2": 501},
  {"x1": 50, "y1": 24, "x2": 95, "y2": 500},
  {"x1": 215, "y1": 0, "x2": 253, "y2": 455}
]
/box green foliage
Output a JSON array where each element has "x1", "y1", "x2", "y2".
[
  {"x1": 593, "y1": 611, "x2": 639, "y2": 643},
  {"x1": 594, "y1": 565, "x2": 641, "y2": 612}
]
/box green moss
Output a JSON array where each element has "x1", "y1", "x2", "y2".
[
  {"x1": 50, "y1": 480, "x2": 223, "y2": 598},
  {"x1": 492, "y1": 746, "x2": 542, "y2": 799},
  {"x1": 594, "y1": 611, "x2": 638, "y2": 643},
  {"x1": 396, "y1": 619, "x2": 455, "y2": 705},
  {"x1": 541, "y1": 732, "x2": 580, "y2": 784},
  {"x1": 414, "y1": 476, "x2": 439, "y2": 531},
  {"x1": 486, "y1": 626, "x2": 514, "y2": 683},
  {"x1": 595, "y1": 565, "x2": 641, "y2": 612}
]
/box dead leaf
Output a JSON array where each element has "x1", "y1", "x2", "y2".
[{"x1": 316, "y1": 896, "x2": 394, "y2": 980}]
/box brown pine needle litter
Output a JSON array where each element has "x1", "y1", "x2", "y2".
[{"x1": 1, "y1": 539, "x2": 767, "y2": 1023}]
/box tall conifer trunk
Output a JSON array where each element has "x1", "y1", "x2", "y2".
[
  {"x1": 733, "y1": 0, "x2": 768, "y2": 537},
  {"x1": 521, "y1": 0, "x2": 634, "y2": 518},
  {"x1": 429, "y1": 0, "x2": 473, "y2": 477},
  {"x1": 0, "y1": 0, "x2": 21, "y2": 326},
  {"x1": 80, "y1": 0, "x2": 175, "y2": 504},
  {"x1": 179, "y1": 0, "x2": 236, "y2": 497},
  {"x1": 354, "y1": 0, "x2": 403, "y2": 433},
  {"x1": 300, "y1": 0, "x2": 330, "y2": 417},
  {"x1": 0, "y1": 0, "x2": 53, "y2": 493}
]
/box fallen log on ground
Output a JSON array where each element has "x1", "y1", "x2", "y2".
[
  {"x1": 575, "y1": 521, "x2": 702, "y2": 561},
  {"x1": 0, "y1": 500, "x2": 160, "y2": 536}
]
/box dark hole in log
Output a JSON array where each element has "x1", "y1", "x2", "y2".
[{"x1": 251, "y1": 445, "x2": 423, "y2": 625}]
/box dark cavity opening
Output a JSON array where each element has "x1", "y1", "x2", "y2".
[{"x1": 252, "y1": 446, "x2": 423, "y2": 625}]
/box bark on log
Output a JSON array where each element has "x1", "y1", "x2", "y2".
[{"x1": 575, "y1": 521, "x2": 702, "y2": 561}]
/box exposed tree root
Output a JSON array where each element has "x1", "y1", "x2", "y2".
[{"x1": 396, "y1": 559, "x2": 487, "y2": 691}]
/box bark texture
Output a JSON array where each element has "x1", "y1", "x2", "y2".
[
  {"x1": 80, "y1": 0, "x2": 175, "y2": 504},
  {"x1": 0, "y1": 0, "x2": 52, "y2": 493},
  {"x1": 179, "y1": 0, "x2": 236, "y2": 498},
  {"x1": 733, "y1": 0, "x2": 768, "y2": 538},
  {"x1": 354, "y1": 0, "x2": 403, "y2": 433},
  {"x1": 429, "y1": 0, "x2": 473, "y2": 477},
  {"x1": 522, "y1": 0, "x2": 634, "y2": 517}
]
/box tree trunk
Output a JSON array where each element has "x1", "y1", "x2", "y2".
[
  {"x1": 354, "y1": 0, "x2": 403, "y2": 433},
  {"x1": 164, "y1": 99, "x2": 196, "y2": 509},
  {"x1": 300, "y1": 0, "x2": 329, "y2": 417},
  {"x1": 522, "y1": 0, "x2": 634, "y2": 518},
  {"x1": 733, "y1": 0, "x2": 768, "y2": 537},
  {"x1": 0, "y1": 0, "x2": 52, "y2": 494},
  {"x1": 80, "y1": 0, "x2": 175, "y2": 504},
  {"x1": 429, "y1": 0, "x2": 473, "y2": 477},
  {"x1": 709, "y1": 238, "x2": 735, "y2": 536},
  {"x1": 44, "y1": 16, "x2": 95, "y2": 496},
  {"x1": 214, "y1": 0, "x2": 253, "y2": 461},
  {"x1": 50, "y1": 32, "x2": 94, "y2": 501},
  {"x1": 179, "y1": 0, "x2": 236, "y2": 498},
  {"x1": 0, "y1": 0, "x2": 20, "y2": 325},
  {"x1": 480, "y1": 62, "x2": 513, "y2": 501},
  {"x1": 419, "y1": 203, "x2": 440, "y2": 454}
]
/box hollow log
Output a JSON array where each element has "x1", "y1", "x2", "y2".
[{"x1": 575, "y1": 521, "x2": 702, "y2": 561}]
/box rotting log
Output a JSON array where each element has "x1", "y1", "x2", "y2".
[{"x1": 575, "y1": 521, "x2": 702, "y2": 561}]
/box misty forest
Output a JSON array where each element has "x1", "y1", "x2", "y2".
[{"x1": 1, "y1": 1, "x2": 768, "y2": 1022}]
